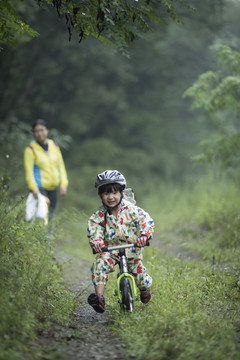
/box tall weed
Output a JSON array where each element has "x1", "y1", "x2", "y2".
[
  {"x1": 142, "y1": 174, "x2": 240, "y2": 260},
  {"x1": 107, "y1": 248, "x2": 240, "y2": 360},
  {"x1": 0, "y1": 182, "x2": 75, "y2": 360}
]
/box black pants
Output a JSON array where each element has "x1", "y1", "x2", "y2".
[{"x1": 39, "y1": 188, "x2": 58, "y2": 220}]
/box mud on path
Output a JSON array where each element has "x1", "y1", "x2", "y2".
[{"x1": 38, "y1": 250, "x2": 125, "y2": 360}]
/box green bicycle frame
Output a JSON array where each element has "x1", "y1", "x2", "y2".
[
  {"x1": 116, "y1": 272, "x2": 138, "y2": 303},
  {"x1": 93, "y1": 242, "x2": 149, "y2": 307}
]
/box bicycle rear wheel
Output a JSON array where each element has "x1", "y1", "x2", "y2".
[{"x1": 120, "y1": 277, "x2": 134, "y2": 312}]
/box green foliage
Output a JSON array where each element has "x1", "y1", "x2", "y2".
[
  {"x1": 0, "y1": 119, "x2": 32, "y2": 194},
  {"x1": 184, "y1": 41, "x2": 240, "y2": 173},
  {"x1": 214, "y1": 43, "x2": 240, "y2": 75},
  {"x1": 0, "y1": 181, "x2": 75, "y2": 360},
  {"x1": 1, "y1": 0, "x2": 239, "y2": 213},
  {"x1": 55, "y1": 207, "x2": 93, "y2": 262},
  {"x1": 0, "y1": 119, "x2": 71, "y2": 153},
  {"x1": 59, "y1": 172, "x2": 240, "y2": 360},
  {"x1": 0, "y1": 0, "x2": 38, "y2": 50},
  {"x1": 38, "y1": 0, "x2": 189, "y2": 50},
  {"x1": 100, "y1": 175, "x2": 240, "y2": 360},
  {"x1": 1, "y1": 0, "x2": 234, "y2": 193},
  {"x1": 0, "y1": 0, "x2": 190, "y2": 52},
  {"x1": 193, "y1": 132, "x2": 240, "y2": 172},
  {"x1": 48, "y1": 128, "x2": 72, "y2": 150},
  {"x1": 1, "y1": 2, "x2": 240, "y2": 357},
  {"x1": 142, "y1": 174, "x2": 240, "y2": 264},
  {"x1": 183, "y1": 71, "x2": 219, "y2": 112},
  {"x1": 107, "y1": 249, "x2": 240, "y2": 360},
  {"x1": 0, "y1": 118, "x2": 31, "y2": 152}
]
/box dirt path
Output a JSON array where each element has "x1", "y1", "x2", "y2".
[
  {"x1": 38, "y1": 236, "x2": 204, "y2": 359},
  {"x1": 38, "y1": 251, "x2": 125, "y2": 360}
]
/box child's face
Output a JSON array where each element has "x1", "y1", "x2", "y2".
[{"x1": 100, "y1": 189, "x2": 122, "y2": 208}]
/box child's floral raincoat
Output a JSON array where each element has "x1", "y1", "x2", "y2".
[{"x1": 88, "y1": 198, "x2": 155, "y2": 289}]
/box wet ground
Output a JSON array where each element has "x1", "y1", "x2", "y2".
[
  {"x1": 38, "y1": 252, "x2": 125, "y2": 360},
  {"x1": 37, "y1": 237, "x2": 204, "y2": 360}
]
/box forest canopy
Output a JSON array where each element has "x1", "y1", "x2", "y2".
[{"x1": 0, "y1": 0, "x2": 190, "y2": 51}]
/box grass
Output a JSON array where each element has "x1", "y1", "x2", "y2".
[
  {"x1": 104, "y1": 175, "x2": 240, "y2": 360},
  {"x1": 53, "y1": 174, "x2": 240, "y2": 360},
  {"x1": 54, "y1": 207, "x2": 92, "y2": 262},
  {"x1": 1, "y1": 172, "x2": 240, "y2": 360},
  {"x1": 0, "y1": 185, "x2": 75, "y2": 360},
  {"x1": 106, "y1": 248, "x2": 240, "y2": 360},
  {"x1": 142, "y1": 174, "x2": 240, "y2": 264},
  {"x1": 57, "y1": 173, "x2": 240, "y2": 360}
]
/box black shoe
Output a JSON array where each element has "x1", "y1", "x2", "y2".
[
  {"x1": 140, "y1": 289, "x2": 152, "y2": 303},
  {"x1": 88, "y1": 293, "x2": 105, "y2": 313}
]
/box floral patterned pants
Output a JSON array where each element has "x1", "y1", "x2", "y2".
[{"x1": 91, "y1": 251, "x2": 152, "y2": 290}]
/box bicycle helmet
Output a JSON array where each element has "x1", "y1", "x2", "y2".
[{"x1": 95, "y1": 170, "x2": 126, "y2": 189}]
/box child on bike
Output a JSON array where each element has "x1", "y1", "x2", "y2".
[{"x1": 87, "y1": 170, "x2": 155, "y2": 313}]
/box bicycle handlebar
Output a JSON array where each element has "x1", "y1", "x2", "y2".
[{"x1": 92, "y1": 240, "x2": 150, "y2": 254}]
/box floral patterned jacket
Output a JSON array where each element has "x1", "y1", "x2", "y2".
[{"x1": 88, "y1": 199, "x2": 155, "y2": 257}]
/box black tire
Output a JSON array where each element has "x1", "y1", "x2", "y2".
[{"x1": 120, "y1": 277, "x2": 134, "y2": 312}]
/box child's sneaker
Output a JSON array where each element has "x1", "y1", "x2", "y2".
[
  {"x1": 88, "y1": 293, "x2": 105, "y2": 313},
  {"x1": 140, "y1": 289, "x2": 151, "y2": 304}
]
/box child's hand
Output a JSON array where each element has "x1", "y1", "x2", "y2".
[
  {"x1": 93, "y1": 244, "x2": 104, "y2": 253},
  {"x1": 136, "y1": 235, "x2": 148, "y2": 247}
]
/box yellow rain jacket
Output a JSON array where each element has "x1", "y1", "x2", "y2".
[{"x1": 24, "y1": 139, "x2": 68, "y2": 191}]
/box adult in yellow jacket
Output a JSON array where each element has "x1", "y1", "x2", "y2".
[{"x1": 24, "y1": 119, "x2": 68, "y2": 222}]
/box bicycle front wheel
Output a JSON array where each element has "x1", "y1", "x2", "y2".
[{"x1": 120, "y1": 277, "x2": 134, "y2": 312}]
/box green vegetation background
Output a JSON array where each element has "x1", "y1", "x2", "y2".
[
  {"x1": 1, "y1": 1, "x2": 231, "y2": 208},
  {"x1": 0, "y1": 1, "x2": 240, "y2": 359}
]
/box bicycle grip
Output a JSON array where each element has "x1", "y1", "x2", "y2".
[
  {"x1": 134, "y1": 239, "x2": 150, "y2": 247},
  {"x1": 92, "y1": 246, "x2": 108, "y2": 254}
]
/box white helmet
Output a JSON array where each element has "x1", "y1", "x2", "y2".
[{"x1": 95, "y1": 170, "x2": 126, "y2": 189}]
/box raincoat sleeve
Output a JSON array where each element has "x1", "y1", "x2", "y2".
[
  {"x1": 87, "y1": 210, "x2": 106, "y2": 248},
  {"x1": 56, "y1": 145, "x2": 69, "y2": 188},
  {"x1": 24, "y1": 146, "x2": 38, "y2": 191},
  {"x1": 133, "y1": 206, "x2": 155, "y2": 240}
]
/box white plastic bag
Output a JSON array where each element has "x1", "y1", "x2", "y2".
[
  {"x1": 36, "y1": 193, "x2": 49, "y2": 223},
  {"x1": 25, "y1": 193, "x2": 49, "y2": 224},
  {"x1": 25, "y1": 193, "x2": 37, "y2": 221}
]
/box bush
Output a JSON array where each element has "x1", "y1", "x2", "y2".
[{"x1": 0, "y1": 179, "x2": 75, "y2": 360}]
